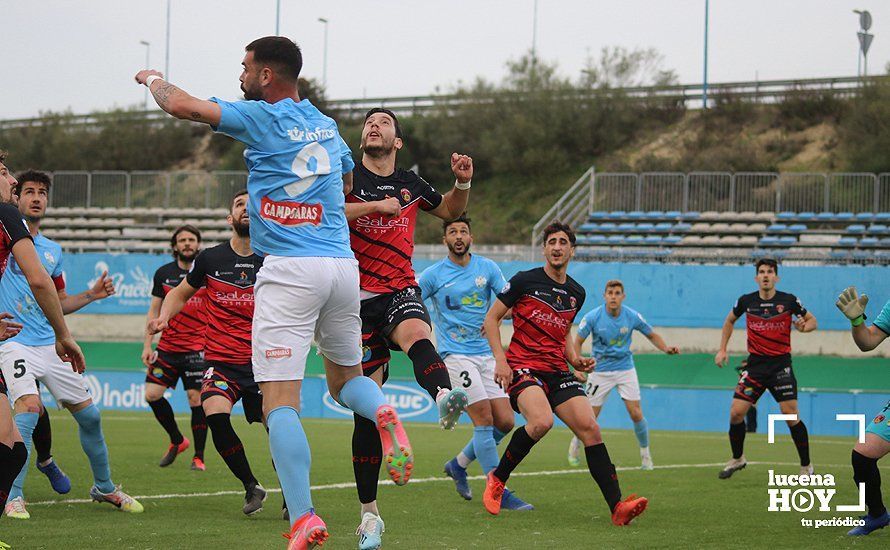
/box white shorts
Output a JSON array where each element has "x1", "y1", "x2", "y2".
[
  {"x1": 444, "y1": 354, "x2": 507, "y2": 406},
  {"x1": 252, "y1": 256, "x2": 363, "y2": 383},
  {"x1": 585, "y1": 368, "x2": 641, "y2": 407},
  {"x1": 0, "y1": 341, "x2": 91, "y2": 406}
]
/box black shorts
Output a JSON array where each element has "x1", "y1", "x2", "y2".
[
  {"x1": 145, "y1": 350, "x2": 206, "y2": 391},
  {"x1": 201, "y1": 361, "x2": 263, "y2": 424},
  {"x1": 507, "y1": 368, "x2": 586, "y2": 413},
  {"x1": 734, "y1": 354, "x2": 798, "y2": 403},
  {"x1": 360, "y1": 286, "x2": 431, "y2": 376}
]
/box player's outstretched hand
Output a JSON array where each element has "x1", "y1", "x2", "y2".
[
  {"x1": 714, "y1": 349, "x2": 728, "y2": 368},
  {"x1": 573, "y1": 370, "x2": 589, "y2": 383},
  {"x1": 134, "y1": 69, "x2": 164, "y2": 85},
  {"x1": 56, "y1": 336, "x2": 86, "y2": 374},
  {"x1": 836, "y1": 286, "x2": 868, "y2": 321},
  {"x1": 377, "y1": 196, "x2": 402, "y2": 218},
  {"x1": 666, "y1": 346, "x2": 680, "y2": 355},
  {"x1": 91, "y1": 269, "x2": 116, "y2": 300},
  {"x1": 451, "y1": 153, "x2": 473, "y2": 183},
  {"x1": 141, "y1": 347, "x2": 158, "y2": 368},
  {"x1": 0, "y1": 312, "x2": 23, "y2": 341},
  {"x1": 572, "y1": 356, "x2": 597, "y2": 372},
  {"x1": 148, "y1": 318, "x2": 168, "y2": 335},
  {"x1": 494, "y1": 358, "x2": 513, "y2": 390}
]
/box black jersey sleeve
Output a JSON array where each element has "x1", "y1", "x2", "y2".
[
  {"x1": 497, "y1": 270, "x2": 529, "y2": 308},
  {"x1": 731, "y1": 294, "x2": 748, "y2": 318},
  {"x1": 185, "y1": 250, "x2": 208, "y2": 289},
  {"x1": 413, "y1": 173, "x2": 444, "y2": 211},
  {"x1": 788, "y1": 293, "x2": 808, "y2": 316},
  {"x1": 151, "y1": 267, "x2": 166, "y2": 298},
  {"x1": 0, "y1": 203, "x2": 31, "y2": 248}
]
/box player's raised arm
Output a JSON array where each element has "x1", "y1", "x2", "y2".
[
  {"x1": 429, "y1": 153, "x2": 473, "y2": 221},
  {"x1": 484, "y1": 298, "x2": 513, "y2": 388},
  {"x1": 59, "y1": 269, "x2": 115, "y2": 314},
  {"x1": 715, "y1": 310, "x2": 739, "y2": 367},
  {"x1": 149, "y1": 278, "x2": 199, "y2": 334},
  {"x1": 135, "y1": 70, "x2": 221, "y2": 126},
  {"x1": 837, "y1": 286, "x2": 888, "y2": 351},
  {"x1": 345, "y1": 196, "x2": 401, "y2": 222}
]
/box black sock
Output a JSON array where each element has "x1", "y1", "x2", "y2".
[
  {"x1": 407, "y1": 339, "x2": 451, "y2": 399},
  {"x1": 729, "y1": 422, "x2": 746, "y2": 459},
  {"x1": 745, "y1": 406, "x2": 758, "y2": 433},
  {"x1": 0, "y1": 442, "x2": 27, "y2": 508},
  {"x1": 493, "y1": 426, "x2": 537, "y2": 483},
  {"x1": 190, "y1": 406, "x2": 207, "y2": 460},
  {"x1": 585, "y1": 443, "x2": 622, "y2": 512},
  {"x1": 148, "y1": 398, "x2": 184, "y2": 445},
  {"x1": 853, "y1": 450, "x2": 887, "y2": 518},
  {"x1": 32, "y1": 407, "x2": 53, "y2": 464},
  {"x1": 352, "y1": 414, "x2": 382, "y2": 504},
  {"x1": 789, "y1": 421, "x2": 810, "y2": 466},
  {"x1": 206, "y1": 413, "x2": 257, "y2": 488}
]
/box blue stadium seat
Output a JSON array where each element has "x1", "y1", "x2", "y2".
[
  {"x1": 852, "y1": 250, "x2": 873, "y2": 260},
  {"x1": 776, "y1": 211, "x2": 796, "y2": 220},
  {"x1": 816, "y1": 212, "x2": 836, "y2": 221},
  {"x1": 766, "y1": 223, "x2": 788, "y2": 233},
  {"x1": 797, "y1": 212, "x2": 815, "y2": 221},
  {"x1": 838, "y1": 237, "x2": 858, "y2": 247},
  {"x1": 618, "y1": 222, "x2": 636, "y2": 231},
  {"x1": 663, "y1": 235, "x2": 683, "y2": 245},
  {"x1": 860, "y1": 237, "x2": 880, "y2": 248},
  {"x1": 665, "y1": 210, "x2": 682, "y2": 218},
  {"x1": 654, "y1": 222, "x2": 673, "y2": 232},
  {"x1": 636, "y1": 223, "x2": 655, "y2": 232},
  {"x1": 587, "y1": 234, "x2": 607, "y2": 244},
  {"x1": 645, "y1": 210, "x2": 665, "y2": 219},
  {"x1": 759, "y1": 236, "x2": 780, "y2": 246},
  {"x1": 788, "y1": 224, "x2": 807, "y2": 233},
  {"x1": 673, "y1": 222, "x2": 692, "y2": 232},
  {"x1": 589, "y1": 211, "x2": 609, "y2": 220},
  {"x1": 575, "y1": 235, "x2": 594, "y2": 245},
  {"x1": 876, "y1": 212, "x2": 890, "y2": 222},
  {"x1": 607, "y1": 235, "x2": 625, "y2": 244},
  {"x1": 682, "y1": 211, "x2": 701, "y2": 219},
  {"x1": 577, "y1": 223, "x2": 598, "y2": 232},
  {"x1": 875, "y1": 250, "x2": 890, "y2": 260},
  {"x1": 846, "y1": 224, "x2": 867, "y2": 234},
  {"x1": 856, "y1": 212, "x2": 875, "y2": 222},
  {"x1": 830, "y1": 250, "x2": 851, "y2": 260},
  {"x1": 654, "y1": 249, "x2": 672, "y2": 258},
  {"x1": 837, "y1": 212, "x2": 855, "y2": 221},
  {"x1": 625, "y1": 235, "x2": 645, "y2": 244},
  {"x1": 868, "y1": 224, "x2": 889, "y2": 235},
  {"x1": 627, "y1": 211, "x2": 645, "y2": 219},
  {"x1": 599, "y1": 222, "x2": 617, "y2": 232},
  {"x1": 608, "y1": 211, "x2": 626, "y2": 219},
  {"x1": 881, "y1": 237, "x2": 890, "y2": 246},
  {"x1": 778, "y1": 236, "x2": 797, "y2": 246},
  {"x1": 644, "y1": 235, "x2": 663, "y2": 244}
]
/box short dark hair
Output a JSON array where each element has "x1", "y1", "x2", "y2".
[
  {"x1": 755, "y1": 258, "x2": 779, "y2": 274},
  {"x1": 15, "y1": 170, "x2": 51, "y2": 197},
  {"x1": 245, "y1": 36, "x2": 302, "y2": 81},
  {"x1": 605, "y1": 279, "x2": 624, "y2": 292},
  {"x1": 231, "y1": 189, "x2": 248, "y2": 210},
  {"x1": 364, "y1": 108, "x2": 402, "y2": 139},
  {"x1": 443, "y1": 213, "x2": 471, "y2": 234},
  {"x1": 171, "y1": 224, "x2": 201, "y2": 250},
  {"x1": 0, "y1": 150, "x2": 6, "y2": 164},
  {"x1": 542, "y1": 221, "x2": 576, "y2": 246}
]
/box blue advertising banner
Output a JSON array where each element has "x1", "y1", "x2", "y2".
[
  {"x1": 62, "y1": 253, "x2": 167, "y2": 314},
  {"x1": 41, "y1": 369, "x2": 889, "y2": 438}
]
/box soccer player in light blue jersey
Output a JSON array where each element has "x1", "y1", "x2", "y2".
[
  {"x1": 567, "y1": 279, "x2": 679, "y2": 471},
  {"x1": 136, "y1": 36, "x2": 410, "y2": 548},
  {"x1": 835, "y1": 286, "x2": 890, "y2": 536},
  {"x1": 0, "y1": 171, "x2": 142, "y2": 520},
  {"x1": 418, "y1": 215, "x2": 532, "y2": 510}
]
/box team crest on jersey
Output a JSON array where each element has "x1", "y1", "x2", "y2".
[
  {"x1": 400, "y1": 188, "x2": 412, "y2": 202},
  {"x1": 475, "y1": 276, "x2": 487, "y2": 288},
  {"x1": 777, "y1": 304, "x2": 785, "y2": 313},
  {"x1": 876, "y1": 414, "x2": 886, "y2": 424},
  {"x1": 43, "y1": 251, "x2": 55, "y2": 265},
  {"x1": 570, "y1": 296, "x2": 577, "y2": 308},
  {"x1": 556, "y1": 295, "x2": 563, "y2": 307},
  {"x1": 620, "y1": 327, "x2": 629, "y2": 334}
]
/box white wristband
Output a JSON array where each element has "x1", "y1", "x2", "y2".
[
  {"x1": 454, "y1": 179, "x2": 471, "y2": 190},
  {"x1": 145, "y1": 75, "x2": 164, "y2": 87}
]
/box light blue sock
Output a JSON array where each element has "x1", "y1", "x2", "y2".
[
  {"x1": 633, "y1": 418, "x2": 650, "y2": 449},
  {"x1": 472, "y1": 426, "x2": 499, "y2": 474},
  {"x1": 338, "y1": 376, "x2": 387, "y2": 421},
  {"x1": 459, "y1": 426, "x2": 508, "y2": 466},
  {"x1": 72, "y1": 404, "x2": 114, "y2": 493},
  {"x1": 10, "y1": 412, "x2": 38, "y2": 500},
  {"x1": 267, "y1": 406, "x2": 312, "y2": 526}
]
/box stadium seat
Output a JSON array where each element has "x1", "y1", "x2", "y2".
[
  {"x1": 654, "y1": 222, "x2": 673, "y2": 232},
  {"x1": 618, "y1": 222, "x2": 636, "y2": 231},
  {"x1": 599, "y1": 222, "x2": 617, "y2": 232},
  {"x1": 738, "y1": 236, "x2": 759, "y2": 246},
  {"x1": 860, "y1": 237, "x2": 880, "y2": 248},
  {"x1": 776, "y1": 211, "x2": 796, "y2": 220},
  {"x1": 691, "y1": 222, "x2": 711, "y2": 232},
  {"x1": 645, "y1": 210, "x2": 665, "y2": 219},
  {"x1": 589, "y1": 211, "x2": 609, "y2": 220},
  {"x1": 577, "y1": 223, "x2": 598, "y2": 232},
  {"x1": 836, "y1": 212, "x2": 855, "y2": 221},
  {"x1": 607, "y1": 211, "x2": 627, "y2": 219},
  {"x1": 881, "y1": 237, "x2": 890, "y2": 246},
  {"x1": 625, "y1": 235, "x2": 645, "y2": 244},
  {"x1": 852, "y1": 250, "x2": 873, "y2": 260},
  {"x1": 846, "y1": 224, "x2": 867, "y2": 234},
  {"x1": 759, "y1": 236, "x2": 780, "y2": 246},
  {"x1": 797, "y1": 212, "x2": 816, "y2": 221},
  {"x1": 830, "y1": 250, "x2": 852, "y2": 260},
  {"x1": 856, "y1": 212, "x2": 875, "y2": 222},
  {"x1": 673, "y1": 222, "x2": 692, "y2": 232},
  {"x1": 816, "y1": 212, "x2": 836, "y2": 221},
  {"x1": 636, "y1": 222, "x2": 655, "y2": 232},
  {"x1": 838, "y1": 237, "x2": 858, "y2": 247},
  {"x1": 876, "y1": 212, "x2": 890, "y2": 222},
  {"x1": 766, "y1": 223, "x2": 787, "y2": 233},
  {"x1": 607, "y1": 235, "x2": 625, "y2": 244},
  {"x1": 788, "y1": 224, "x2": 807, "y2": 233},
  {"x1": 627, "y1": 211, "x2": 645, "y2": 219},
  {"x1": 663, "y1": 235, "x2": 683, "y2": 245},
  {"x1": 682, "y1": 211, "x2": 700, "y2": 219},
  {"x1": 778, "y1": 236, "x2": 797, "y2": 246},
  {"x1": 644, "y1": 235, "x2": 663, "y2": 244},
  {"x1": 664, "y1": 210, "x2": 682, "y2": 219},
  {"x1": 587, "y1": 234, "x2": 607, "y2": 244},
  {"x1": 868, "y1": 224, "x2": 889, "y2": 235}
]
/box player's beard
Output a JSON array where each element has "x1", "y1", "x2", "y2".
[
  {"x1": 242, "y1": 81, "x2": 263, "y2": 101},
  {"x1": 232, "y1": 220, "x2": 250, "y2": 238},
  {"x1": 447, "y1": 240, "x2": 470, "y2": 258},
  {"x1": 175, "y1": 249, "x2": 198, "y2": 263},
  {"x1": 361, "y1": 136, "x2": 396, "y2": 159}
]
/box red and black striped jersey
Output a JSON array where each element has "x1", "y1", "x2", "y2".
[
  {"x1": 186, "y1": 242, "x2": 263, "y2": 365},
  {"x1": 732, "y1": 290, "x2": 807, "y2": 357},
  {"x1": 346, "y1": 163, "x2": 443, "y2": 293},
  {"x1": 152, "y1": 261, "x2": 208, "y2": 353},
  {"x1": 0, "y1": 203, "x2": 32, "y2": 277},
  {"x1": 497, "y1": 267, "x2": 585, "y2": 374}
]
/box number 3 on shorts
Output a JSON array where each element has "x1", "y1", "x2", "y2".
[
  {"x1": 459, "y1": 370, "x2": 472, "y2": 388},
  {"x1": 13, "y1": 358, "x2": 26, "y2": 379}
]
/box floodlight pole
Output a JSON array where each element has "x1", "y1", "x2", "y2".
[
  {"x1": 318, "y1": 18, "x2": 329, "y2": 89},
  {"x1": 140, "y1": 40, "x2": 151, "y2": 109},
  {"x1": 276, "y1": 0, "x2": 281, "y2": 35},
  {"x1": 165, "y1": 0, "x2": 171, "y2": 80},
  {"x1": 702, "y1": 0, "x2": 709, "y2": 109},
  {"x1": 532, "y1": 0, "x2": 538, "y2": 60}
]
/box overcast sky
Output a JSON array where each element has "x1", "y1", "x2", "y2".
[{"x1": 1, "y1": 0, "x2": 886, "y2": 119}]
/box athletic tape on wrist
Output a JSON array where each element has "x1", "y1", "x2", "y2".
[
  {"x1": 145, "y1": 75, "x2": 163, "y2": 87},
  {"x1": 454, "y1": 179, "x2": 471, "y2": 190}
]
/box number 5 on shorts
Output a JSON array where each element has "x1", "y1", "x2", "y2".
[{"x1": 13, "y1": 358, "x2": 26, "y2": 379}]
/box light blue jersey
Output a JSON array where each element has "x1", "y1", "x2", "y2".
[
  {"x1": 866, "y1": 299, "x2": 890, "y2": 442},
  {"x1": 418, "y1": 254, "x2": 507, "y2": 358},
  {"x1": 576, "y1": 305, "x2": 653, "y2": 372},
  {"x1": 211, "y1": 97, "x2": 355, "y2": 258},
  {"x1": 0, "y1": 234, "x2": 64, "y2": 346}
]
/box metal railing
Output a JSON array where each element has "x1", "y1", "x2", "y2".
[{"x1": 531, "y1": 166, "x2": 595, "y2": 247}]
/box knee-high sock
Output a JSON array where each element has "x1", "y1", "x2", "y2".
[
  {"x1": 472, "y1": 426, "x2": 499, "y2": 474},
  {"x1": 745, "y1": 405, "x2": 758, "y2": 433},
  {"x1": 206, "y1": 412, "x2": 257, "y2": 488},
  {"x1": 407, "y1": 340, "x2": 451, "y2": 399},
  {"x1": 729, "y1": 421, "x2": 746, "y2": 459},
  {"x1": 9, "y1": 412, "x2": 38, "y2": 500},
  {"x1": 789, "y1": 421, "x2": 810, "y2": 466},
  {"x1": 32, "y1": 407, "x2": 53, "y2": 464},
  {"x1": 338, "y1": 376, "x2": 387, "y2": 421},
  {"x1": 352, "y1": 414, "x2": 382, "y2": 504},
  {"x1": 72, "y1": 404, "x2": 114, "y2": 493},
  {"x1": 585, "y1": 443, "x2": 622, "y2": 512},
  {"x1": 190, "y1": 406, "x2": 207, "y2": 459},
  {"x1": 493, "y1": 426, "x2": 537, "y2": 483},
  {"x1": 458, "y1": 427, "x2": 507, "y2": 468},
  {"x1": 853, "y1": 449, "x2": 886, "y2": 518},
  {"x1": 633, "y1": 418, "x2": 649, "y2": 449},
  {"x1": 148, "y1": 397, "x2": 183, "y2": 445},
  {"x1": 267, "y1": 407, "x2": 312, "y2": 526},
  {"x1": 0, "y1": 442, "x2": 27, "y2": 508}
]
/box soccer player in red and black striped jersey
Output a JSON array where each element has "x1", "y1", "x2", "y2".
[
  {"x1": 343, "y1": 108, "x2": 474, "y2": 541},
  {"x1": 715, "y1": 258, "x2": 818, "y2": 479},
  {"x1": 149, "y1": 190, "x2": 269, "y2": 516},
  {"x1": 481, "y1": 221, "x2": 648, "y2": 526},
  {"x1": 143, "y1": 225, "x2": 209, "y2": 470},
  {"x1": 0, "y1": 153, "x2": 84, "y2": 514}
]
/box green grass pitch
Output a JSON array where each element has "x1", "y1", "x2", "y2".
[{"x1": 1, "y1": 412, "x2": 887, "y2": 549}]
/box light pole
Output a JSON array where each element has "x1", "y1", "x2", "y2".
[
  {"x1": 276, "y1": 0, "x2": 281, "y2": 35},
  {"x1": 702, "y1": 0, "x2": 709, "y2": 109},
  {"x1": 531, "y1": 0, "x2": 538, "y2": 60},
  {"x1": 854, "y1": 10, "x2": 874, "y2": 78},
  {"x1": 140, "y1": 40, "x2": 151, "y2": 109},
  {"x1": 318, "y1": 17, "x2": 329, "y2": 89},
  {"x1": 165, "y1": 0, "x2": 171, "y2": 79}
]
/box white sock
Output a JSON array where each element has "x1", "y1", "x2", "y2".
[
  {"x1": 640, "y1": 446, "x2": 651, "y2": 458},
  {"x1": 456, "y1": 452, "x2": 472, "y2": 469}
]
